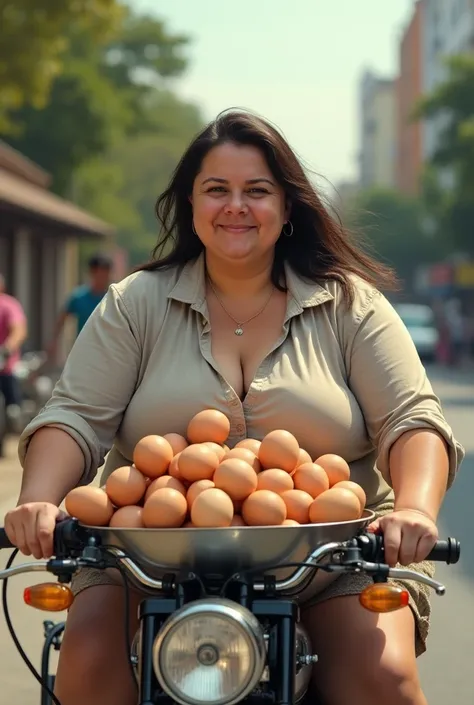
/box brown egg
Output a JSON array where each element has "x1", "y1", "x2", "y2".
[
  {"x1": 257, "y1": 468, "x2": 294, "y2": 494},
  {"x1": 296, "y1": 448, "x2": 313, "y2": 467},
  {"x1": 332, "y1": 481, "x2": 366, "y2": 511},
  {"x1": 133, "y1": 435, "x2": 173, "y2": 478},
  {"x1": 282, "y1": 519, "x2": 300, "y2": 526},
  {"x1": 292, "y1": 463, "x2": 330, "y2": 499},
  {"x1": 230, "y1": 514, "x2": 246, "y2": 526},
  {"x1": 280, "y1": 489, "x2": 313, "y2": 524},
  {"x1": 224, "y1": 447, "x2": 262, "y2": 473},
  {"x1": 223, "y1": 444, "x2": 230, "y2": 452},
  {"x1": 168, "y1": 452, "x2": 183, "y2": 480},
  {"x1": 242, "y1": 490, "x2": 287, "y2": 526},
  {"x1": 235, "y1": 438, "x2": 261, "y2": 455},
  {"x1": 105, "y1": 465, "x2": 147, "y2": 507},
  {"x1": 163, "y1": 433, "x2": 189, "y2": 455},
  {"x1": 109, "y1": 505, "x2": 144, "y2": 528},
  {"x1": 187, "y1": 409, "x2": 231, "y2": 444},
  {"x1": 142, "y1": 488, "x2": 187, "y2": 528},
  {"x1": 186, "y1": 479, "x2": 215, "y2": 510},
  {"x1": 213, "y1": 458, "x2": 258, "y2": 500},
  {"x1": 191, "y1": 488, "x2": 234, "y2": 527},
  {"x1": 178, "y1": 444, "x2": 220, "y2": 482},
  {"x1": 309, "y1": 488, "x2": 361, "y2": 524},
  {"x1": 145, "y1": 475, "x2": 186, "y2": 502},
  {"x1": 65, "y1": 486, "x2": 114, "y2": 526},
  {"x1": 315, "y1": 454, "x2": 350, "y2": 486},
  {"x1": 259, "y1": 430, "x2": 300, "y2": 473},
  {"x1": 203, "y1": 442, "x2": 227, "y2": 462}
]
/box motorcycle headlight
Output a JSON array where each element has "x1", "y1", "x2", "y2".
[{"x1": 152, "y1": 598, "x2": 266, "y2": 705}]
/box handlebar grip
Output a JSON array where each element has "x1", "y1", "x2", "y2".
[
  {"x1": 427, "y1": 538, "x2": 461, "y2": 564},
  {"x1": 0, "y1": 528, "x2": 14, "y2": 550}
]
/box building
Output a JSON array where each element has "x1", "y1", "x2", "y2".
[
  {"x1": 421, "y1": 0, "x2": 474, "y2": 162},
  {"x1": 396, "y1": 0, "x2": 424, "y2": 195},
  {"x1": 358, "y1": 70, "x2": 397, "y2": 190},
  {"x1": 0, "y1": 141, "x2": 114, "y2": 354}
]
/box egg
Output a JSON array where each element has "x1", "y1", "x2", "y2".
[
  {"x1": 235, "y1": 438, "x2": 261, "y2": 455},
  {"x1": 203, "y1": 442, "x2": 227, "y2": 462},
  {"x1": 109, "y1": 505, "x2": 144, "y2": 528},
  {"x1": 282, "y1": 519, "x2": 300, "y2": 526},
  {"x1": 296, "y1": 448, "x2": 313, "y2": 467},
  {"x1": 163, "y1": 433, "x2": 189, "y2": 455},
  {"x1": 187, "y1": 409, "x2": 230, "y2": 444},
  {"x1": 257, "y1": 468, "x2": 294, "y2": 494},
  {"x1": 105, "y1": 465, "x2": 147, "y2": 507},
  {"x1": 178, "y1": 444, "x2": 220, "y2": 482},
  {"x1": 142, "y1": 487, "x2": 187, "y2": 528},
  {"x1": 168, "y1": 452, "x2": 183, "y2": 480},
  {"x1": 280, "y1": 489, "x2": 313, "y2": 524},
  {"x1": 230, "y1": 515, "x2": 246, "y2": 526},
  {"x1": 292, "y1": 462, "x2": 330, "y2": 498},
  {"x1": 145, "y1": 475, "x2": 186, "y2": 502},
  {"x1": 224, "y1": 447, "x2": 262, "y2": 473},
  {"x1": 65, "y1": 486, "x2": 114, "y2": 526},
  {"x1": 191, "y1": 488, "x2": 234, "y2": 527},
  {"x1": 259, "y1": 430, "x2": 300, "y2": 473},
  {"x1": 242, "y1": 490, "x2": 287, "y2": 526},
  {"x1": 332, "y1": 481, "x2": 366, "y2": 511},
  {"x1": 315, "y1": 453, "x2": 350, "y2": 486},
  {"x1": 133, "y1": 435, "x2": 173, "y2": 478},
  {"x1": 186, "y1": 479, "x2": 215, "y2": 510},
  {"x1": 213, "y1": 458, "x2": 258, "y2": 500},
  {"x1": 309, "y1": 488, "x2": 361, "y2": 524}
]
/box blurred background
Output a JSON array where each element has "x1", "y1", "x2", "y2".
[{"x1": 0, "y1": 1, "x2": 473, "y2": 704}]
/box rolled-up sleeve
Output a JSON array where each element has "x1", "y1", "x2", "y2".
[
  {"x1": 344, "y1": 288, "x2": 464, "y2": 488},
  {"x1": 18, "y1": 284, "x2": 141, "y2": 485}
]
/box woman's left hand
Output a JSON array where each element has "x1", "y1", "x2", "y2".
[{"x1": 368, "y1": 509, "x2": 438, "y2": 567}]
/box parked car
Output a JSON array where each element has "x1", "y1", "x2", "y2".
[{"x1": 393, "y1": 303, "x2": 439, "y2": 363}]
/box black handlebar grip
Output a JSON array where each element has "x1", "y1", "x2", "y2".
[
  {"x1": 0, "y1": 528, "x2": 14, "y2": 550},
  {"x1": 427, "y1": 538, "x2": 461, "y2": 564}
]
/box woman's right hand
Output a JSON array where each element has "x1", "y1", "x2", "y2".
[{"x1": 4, "y1": 502, "x2": 67, "y2": 559}]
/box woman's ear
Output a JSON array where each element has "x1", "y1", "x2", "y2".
[{"x1": 284, "y1": 199, "x2": 292, "y2": 222}]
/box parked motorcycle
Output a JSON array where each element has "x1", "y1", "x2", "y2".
[{"x1": 0, "y1": 513, "x2": 461, "y2": 705}]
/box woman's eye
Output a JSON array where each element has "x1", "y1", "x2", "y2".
[
  {"x1": 248, "y1": 188, "x2": 268, "y2": 194},
  {"x1": 207, "y1": 186, "x2": 226, "y2": 192}
]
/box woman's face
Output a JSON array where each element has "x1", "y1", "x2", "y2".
[{"x1": 190, "y1": 142, "x2": 289, "y2": 262}]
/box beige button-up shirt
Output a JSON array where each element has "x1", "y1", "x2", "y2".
[{"x1": 18, "y1": 254, "x2": 464, "y2": 507}]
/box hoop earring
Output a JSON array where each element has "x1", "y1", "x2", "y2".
[{"x1": 282, "y1": 221, "x2": 293, "y2": 237}]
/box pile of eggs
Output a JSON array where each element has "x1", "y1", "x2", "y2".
[{"x1": 64, "y1": 409, "x2": 367, "y2": 529}]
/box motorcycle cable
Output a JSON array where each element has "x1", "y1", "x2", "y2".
[
  {"x1": 220, "y1": 560, "x2": 324, "y2": 597},
  {"x1": 1, "y1": 548, "x2": 63, "y2": 705}
]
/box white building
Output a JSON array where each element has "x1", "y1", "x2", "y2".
[
  {"x1": 421, "y1": 0, "x2": 474, "y2": 161},
  {"x1": 358, "y1": 70, "x2": 397, "y2": 190}
]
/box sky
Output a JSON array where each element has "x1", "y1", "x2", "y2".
[{"x1": 132, "y1": 0, "x2": 414, "y2": 192}]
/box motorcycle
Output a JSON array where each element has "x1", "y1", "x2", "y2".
[{"x1": 0, "y1": 513, "x2": 461, "y2": 705}]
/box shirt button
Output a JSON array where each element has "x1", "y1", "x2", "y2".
[{"x1": 236, "y1": 424, "x2": 245, "y2": 433}]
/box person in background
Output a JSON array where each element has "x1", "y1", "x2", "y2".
[
  {"x1": 47, "y1": 253, "x2": 113, "y2": 362},
  {"x1": 0, "y1": 273, "x2": 28, "y2": 430}
]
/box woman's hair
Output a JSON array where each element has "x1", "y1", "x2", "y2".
[{"x1": 135, "y1": 109, "x2": 398, "y2": 302}]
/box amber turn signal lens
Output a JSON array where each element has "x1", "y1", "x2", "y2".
[
  {"x1": 23, "y1": 583, "x2": 74, "y2": 612},
  {"x1": 359, "y1": 584, "x2": 409, "y2": 613}
]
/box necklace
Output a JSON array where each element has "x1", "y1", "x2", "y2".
[{"x1": 207, "y1": 277, "x2": 275, "y2": 335}]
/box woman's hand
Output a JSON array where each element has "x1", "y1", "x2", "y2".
[
  {"x1": 4, "y1": 502, "x2": 67, "y2": 560},
  {"x1": 368, "y1": 509, "x2": 438, "y2": 567}
]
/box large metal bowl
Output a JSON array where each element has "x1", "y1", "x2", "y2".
[{"x1": 84, "y1": 510, "x2": 375, "y2": 599}]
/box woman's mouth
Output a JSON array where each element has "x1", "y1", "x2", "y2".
[{"x1": 218, "y1": 225, "x2": 256, "y2": 233}]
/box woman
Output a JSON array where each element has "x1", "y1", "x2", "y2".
[{"x1": 5, "y1": 109, "x2": 463, "y2": 705}]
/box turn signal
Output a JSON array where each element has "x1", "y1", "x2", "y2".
[
  {"x1": 23, "y1": 583, "x2": 74, "y2": 612},
  {"x1": 359, "y1": 584, "x2": 409, "y2": 613}
]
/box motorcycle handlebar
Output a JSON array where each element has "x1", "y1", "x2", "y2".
[{"x1": 0, "y1": 523, "x2": 461, "y2": 565}]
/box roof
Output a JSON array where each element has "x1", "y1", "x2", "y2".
[{"x1": 0, "y1": 140, "x2": 51, "y2": 189}]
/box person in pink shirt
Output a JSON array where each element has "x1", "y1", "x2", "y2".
[{"x1": 0, "y1": 274, "x2": 28, "y2": 419}]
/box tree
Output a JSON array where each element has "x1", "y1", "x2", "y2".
[
  {"x1": 0, "y1": 0, "x2": 123, "y2": 132},
  {"x1": 413, "y1": 54, "x2": 474, "y2": 255}
]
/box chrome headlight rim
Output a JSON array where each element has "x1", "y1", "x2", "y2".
[{"x1": 152, "y1": 597, "x2": 266, "y2": 705}]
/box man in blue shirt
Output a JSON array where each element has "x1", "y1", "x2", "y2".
[{"x1": 47, "y1": 253, "x2": 113, "y2": 361}]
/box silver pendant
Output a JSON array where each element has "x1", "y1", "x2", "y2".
[{"x1": 234, "y1": 327, "x2": 244, "y2": 336}]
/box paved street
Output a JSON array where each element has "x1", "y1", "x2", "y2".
[{"x1": 0, "y1": 364, "x2": 473, "y2": 704}]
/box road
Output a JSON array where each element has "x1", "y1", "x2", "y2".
[{"x1": 0, "y1": 364, "x2": 473, "y2": 704}]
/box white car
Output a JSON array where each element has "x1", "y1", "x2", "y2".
[{"x1": 394, "y1": 303, "x2": 439, "y2": 363}]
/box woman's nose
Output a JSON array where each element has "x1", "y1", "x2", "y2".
[{"x1": 224, "y1": 191, "x2": 248, "y2": 214}]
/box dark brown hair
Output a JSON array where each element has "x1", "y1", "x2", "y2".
[{"x1": 136, "y1": 109, "x2": 398, "y2": 302}]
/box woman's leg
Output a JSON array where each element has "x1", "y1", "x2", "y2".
[
  {"x1": 53, "y1": 584, "x2": 142, "y2": 705},
  {"x1": 301, "y1": 595, "x2": 426, "y2": 705}
]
